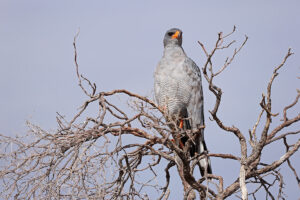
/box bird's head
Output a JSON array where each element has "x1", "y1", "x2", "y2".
[{"x1": 163, "y1": 28, "x2": 183, "y2": 47}]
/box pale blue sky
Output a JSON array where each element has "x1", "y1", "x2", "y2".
[{"x1": 0, "y1": 0, "x2": 299, "y2": 199}]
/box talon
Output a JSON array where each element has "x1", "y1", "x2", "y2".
[
  {"x1": 179, "y1": 140, "x2": 185, "y2": 149},
  {"x1": 171, "y1": 137, "x2": 185, "y2": 149}
]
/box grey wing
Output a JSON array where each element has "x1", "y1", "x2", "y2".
[
  {"x1": 154, "y1": 61, "x2": 163, "y2": 105},
  {"x1": 154, "y1": 75, "x2": 161, "y2": 105},
  {"x1": 185, "y1": 57, "x2": 212, "y2": 175},
  {"x1": 184, "y1": 57, "x2": 204, "y2": 131}
]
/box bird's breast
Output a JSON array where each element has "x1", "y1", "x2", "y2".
[{"x1": 155, "y1": 61, "x2": 191, "y2": 115}]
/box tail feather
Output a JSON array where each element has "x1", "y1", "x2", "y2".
[
  {"x1": 180, "y1": 119, "x2": 212, "y2": 176},
  {"x1": 198, "y1": 139, "x2": 212, "y2": 176}
]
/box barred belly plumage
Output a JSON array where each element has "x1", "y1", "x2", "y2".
[{"x1": 158, "y1": 77, "x2": 190, "y2": 116}]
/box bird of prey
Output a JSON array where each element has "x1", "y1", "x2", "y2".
[{"x1": 154, "y1": 28, "x2": 212, "y2": 176}]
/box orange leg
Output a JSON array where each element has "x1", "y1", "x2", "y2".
[
  {"x1": 179, "y1": 119, "x2": 184, "y2": 129},
  {"x1": 179, "y1": 140, "x2": 185, "y2": 149},
  {"x1": 178, "y1": 120, "x2": 185, "y2": 148},
  {"x1": 171, "y1": 137, "x2": 185, "y2": 149},
  {"x1": 170, "y1": 120, "x2": 185, "y2": 149}
]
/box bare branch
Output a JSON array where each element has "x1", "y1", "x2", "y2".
[{"x1": 0, "y1": 28, "x2": 298, "y2": 200}]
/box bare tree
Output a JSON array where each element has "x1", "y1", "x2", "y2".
[{"x1": 0, "y1": 27, "x2": 299, "y2": 200}]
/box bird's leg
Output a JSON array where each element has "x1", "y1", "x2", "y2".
[
  {"x1": 170, "y1": 116, "x2": 185, "y2": 149},
  {"x1": 171, "y1": 120, "x2": 185, "y2": 149},
  {"x1": 171, "y1": 137, "x2": 185, "y2": 149},
  {"x1": 176, "y1": 119, "x2": 185, "y2": 148},
  {"x1": 179, "y1": 119, "x2": 184, "y2": 129},
  {"x1": 171, "y1": 133, "x2": 184, "y2": 144},
  {"x1": 179, "y1": 139, "x2": 185, "y2": 149}
]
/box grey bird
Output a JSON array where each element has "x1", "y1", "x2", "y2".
[{"x1": 154, "y1": 28, "x2": 212, "y2": 176}]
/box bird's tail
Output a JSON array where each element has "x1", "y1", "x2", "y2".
[
  {"x1": 197, "y1": 138, "x2": 212, "y2": 176},
  {"x1": 180, "y1": 119, "x2": 212, "y2": 177}
]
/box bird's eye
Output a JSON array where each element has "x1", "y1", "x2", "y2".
[{"x1": 168, "y1": 32, "x2": 174, "y2": 36}]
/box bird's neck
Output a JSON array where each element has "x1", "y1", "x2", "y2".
[{"x1": 163, "y1": 45, "x2": 186, "y2": 58}]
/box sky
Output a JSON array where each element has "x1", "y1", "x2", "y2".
[{"x1": 0, "y1": 0, "x2": 299, "y2": 199}]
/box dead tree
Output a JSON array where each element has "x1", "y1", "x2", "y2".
[{"x1": 0, "y1": 27, "x2": 299, "y2": 200}]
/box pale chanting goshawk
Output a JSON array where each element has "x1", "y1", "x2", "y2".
[{"x1": 154, "y1": 28, "x2": 212, "y2": 176}]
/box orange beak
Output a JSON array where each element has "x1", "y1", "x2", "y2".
[{"x1": 171, "y1": 30, "x2": 180, "y2": 39}]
